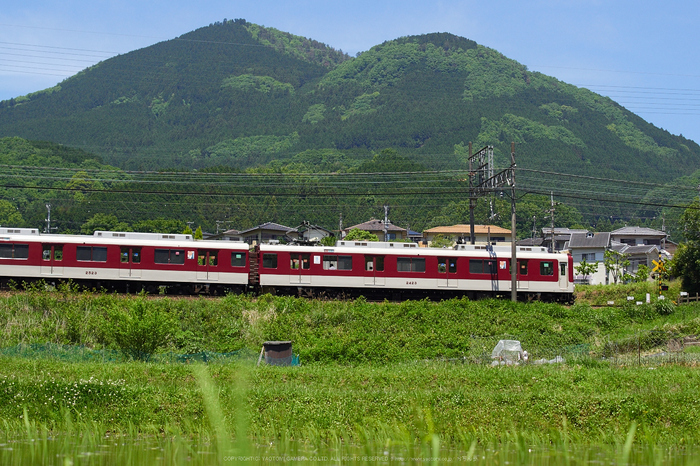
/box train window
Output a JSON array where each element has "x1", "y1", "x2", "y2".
[
  {"x1": 76, "y1": 246, "x2": 91, "y2": 261},
  {"x1": 469, "y1": 259, "x2": 497, "y2": 274},
  {"x1": 323, "y1": 255, "x2": 338, "y2": 270},
  {"x1": 519, "y1": 260, "x2": 528, "y2": 276},
  {"x1": 338, "y1": 255, "x2": 352, "y2": 270},
  {"x1": 231, "y1": 252, "x2": 246, "y2": 267},
  {"x1": 76, "y1": 246, "x2": 107, "y2": 262},
  {"x1": 438, "y1": 257, "x2": 457, "y2": 274},
  {"x1": 365, "y1": 256, "x2": 384, "y2": 272},
  {"x1": 397, "y1": 257, "x2": 426, "y2": 273},
  {"x1": 197, "y1": 250, "x2": 218, "y2": 266},
  {"x1": 290, "y1": 253, "x2": 310, "y2": 270},
  {"x1": 53, "y1": 246, "x2": 63, "y2": 261},
  {"x1": 0, "y1": 243, "x2": 29, "y2": 259},
  {"x1": 263, "y1": 253, "x2": 278, "y2": 269},
  {"x1": 560, "y1": 262, "x2": 566, "y2": 276},
  {"x1": 540, "y1": 261, "x2": 554, "y2": 276},
  {"x1": 122, "y1": 247, "x2": 141, "y2": 264},
  {"x1": 154, "y1": 248, "x2": 185, "y2": 265}
]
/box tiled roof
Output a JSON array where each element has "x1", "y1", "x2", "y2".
[
  {"x1": 423, "y1": 224, "x2": 511, "y2": 235},
  {"x1": 568, "y1": 232, "x2": 611, "y2": 249},
  {"x1": 610, "y1": 226, "x2": 666, "y2": 237},
  {"x1": 239, "y1": 222, "x2": 297, "y2": 235},
  {"x1": 346, "y1": 219, "x2": 406, "y2": 232}
]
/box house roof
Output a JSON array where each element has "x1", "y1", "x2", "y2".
[
  {"x1": 610, "y1": 226, "x2": 666, "y2": 237},
  {"x1": 568, "y1": 232, "x2": 611, "y2": 249},
  {"x1": 239, "y1": 222, "x2": 297, "y2": 235},
  {"x1": 423, "y1": 224, "x2": 511, "y2": 235},
  {"x1": 622, "y1": 244, "x2": 659, "y2": 255},
  {"x1": 346, "y1": 219, "x2": 406, "y2": 233},
  {"x1": 517, "y1": 237, "x2": 544, "y2": 247},
  {"x1": 542, "y1": 228, "x2": 588, "y2": 236}
]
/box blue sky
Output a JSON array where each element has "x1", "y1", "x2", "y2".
[{"x1": 2, "y1": 1, "x2": 700, "y2": 144}]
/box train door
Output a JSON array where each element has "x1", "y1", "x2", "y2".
[
  {"x1": 437, "y1": 257, "x2": 458, "y2": 288},
  {"x1": 119, "y1": 247, "x2": 142, "y2": 278},
  {"x1": 40, "y1": 244, "x2": 63, "y2": 276},
  {"x1": 558, "y1": 260, "x2": 568, "y2": 290},
  {"x1": 289, "y1": 253, "x2": 311, "y2": 284},
  {"x1": 517, "y1": 259, "x2": 529, "y2": 290},
  {"x1": 197, "y1": 250, "x2": 219, "y2": 281},
  {"x1": 364, "y1": 255, "x2": 385, "y2": 286}
]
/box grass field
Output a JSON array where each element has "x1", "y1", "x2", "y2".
[{"x1": 0, "y1": 284, "x2": 699, "y2": 463}]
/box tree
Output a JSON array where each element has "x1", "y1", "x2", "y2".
[
  {"x1": 81, "y1": 213, "x2": 130, "y2": 235},
  {"x1": 194, "y1": 226, "x2": 203, "y2": 239},
  {"x1": 574, "y1": 259, "x2": 599, "y2": 283},
  {"x1": 320, "y1": 235, "x2": 337, "y2": 246},
  {"x1": 343, "y1": 228, "x2": 378, "y2": 241},
  {"x1": 671, "y1": 201, "x2": 700, "y2": 294},
  {"x1": 429, "y1": 234, "x2": 454, "y2": 248},
  {"x1": 603, "y1": 249, "x2": 630, "y2": 284},
  {"x1": 0, "y1": 200, "x2": 23, "y2": 227},
  {"x1": 633, "y1": 264, "x2": 651, "y2": 283}
]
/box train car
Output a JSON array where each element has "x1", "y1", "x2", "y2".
[
  {"x1": 0, "y1": 228, "x2": 250, "y2": 294},
  {"x1": 255, "y1": 240, "x2": 574, "y2": 302}
]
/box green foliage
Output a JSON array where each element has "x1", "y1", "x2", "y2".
[
  {"x1": 221, "y1": 74, "x2": 295, "y2": 95},
  {"x1": 429, "y1": 234, "x2": 454, "y2": 248},
  {"x1": 0, "y1": 199, "x2": 23, "y2": 226},
  {"x1": 80, "y1": 213, "x2": 130, "y2": 234},
  {"x1": 194, "y1": 226, "x2": 203, "y2": 239},
  {"x1": 320, "y1": 235, "x2": 337, "y2": 246},
  {"x1": 341, "y1": 92, "x2": 380, "y2": 120},
  {"x1": 574, "y1": 259, "x2": 599, "y2": 281},
  {"x1": 302, "y1": 104, "x2": 326, "y2": 124},
  {"x1": 243, "y1": 21, "x2": 350, "y2": 68},
  {"x1": 604, "y1": 249, "x2": 630, "y2": 285},
  {"x1": 634, "y1": 264, "x2": 651, "y2": 283},
  {"x1": 105, "y1": 298, "x2": 177, "y2": 361},
  {"x1": 343, "y1": 228, "x2": 378, "y2": 241},
  {"x1": 477, "y1": 114, "x2": 586, "y2": 149}
]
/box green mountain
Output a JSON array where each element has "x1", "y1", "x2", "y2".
[{"x1": 0, "y1": 19, "x2": 697, "y2": 181}]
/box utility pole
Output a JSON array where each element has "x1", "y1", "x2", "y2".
[
  {"x1": 468, "y1": 143, "x2": 475, "y2": 244},
  {"x1": 383, "y1": 204, "x2": 389, "y2": 241},
  {"x1": 44, "y1": 204, "x2": 52, "y2": 234},
  {"x1": 548, "y1": 192, "x2": 556, "y2": 253},
  {"x1": 339, "y1": 212, "x2": 343, "y2": 238},
  {"x1": 510, "y1": 142, "x2": 517, "y2": 303}
]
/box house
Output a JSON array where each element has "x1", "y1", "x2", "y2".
[
  {"x1": 239, "y1": 222, "x2": 298, "y2": 245},
  {"x1": 610, "y1": 226, "x2": 668, "y2": 249},
  {"x1": 567, "y1": 231, "x2": 610, "y2": 285},
  {"x1": 343, "y1": 219, "x2": 407, "y2": 241},
  {"x1": 422, "y1": 224, "x2": 511, "y2": 245},
  {"x1": 295, "y1": 222, "x2": 334, "y2": 242},
  {"x1": 611, "y1": 243, "x2": 660, "y2": 278},
  {"x1": 541, "y1": 228, "x2": 589, "y2": 252},
  {"x1": 207, "y1": 228, "x2": 244, "y2": 242}
]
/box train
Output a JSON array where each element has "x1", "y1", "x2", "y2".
[{"x1": 0, "y1": 228, "x2": 574, "y2": 302}]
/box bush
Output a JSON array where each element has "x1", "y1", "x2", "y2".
[{"x1": 105, "y1": 297, "x2": 177, "y2": 361}]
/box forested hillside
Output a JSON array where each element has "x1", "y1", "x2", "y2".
[{"x1": 0, "y1": 19, "x2": 698, "y2": 236}]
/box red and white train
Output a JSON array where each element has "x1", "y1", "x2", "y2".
[{"x1": 0, "y1": 228, "x2": 574, "y2": 302}]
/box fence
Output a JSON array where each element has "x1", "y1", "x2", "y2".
[
  {"x1": 0, "y1": 343, "x2": 259, "y2": 364},
  {"x1": 1, "y1": 331, "x2": 699, "y2": 367},
  {"x1": 444, "y1": 330, "x2": 700, "y2": 367}
]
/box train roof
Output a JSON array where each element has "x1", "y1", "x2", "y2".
[
  {"x1": 259, "y1": 241, "x2": 566, "y2": 258},
  {"x1": 0, "y1": 229, "x2": 249, "y2": 250}
]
